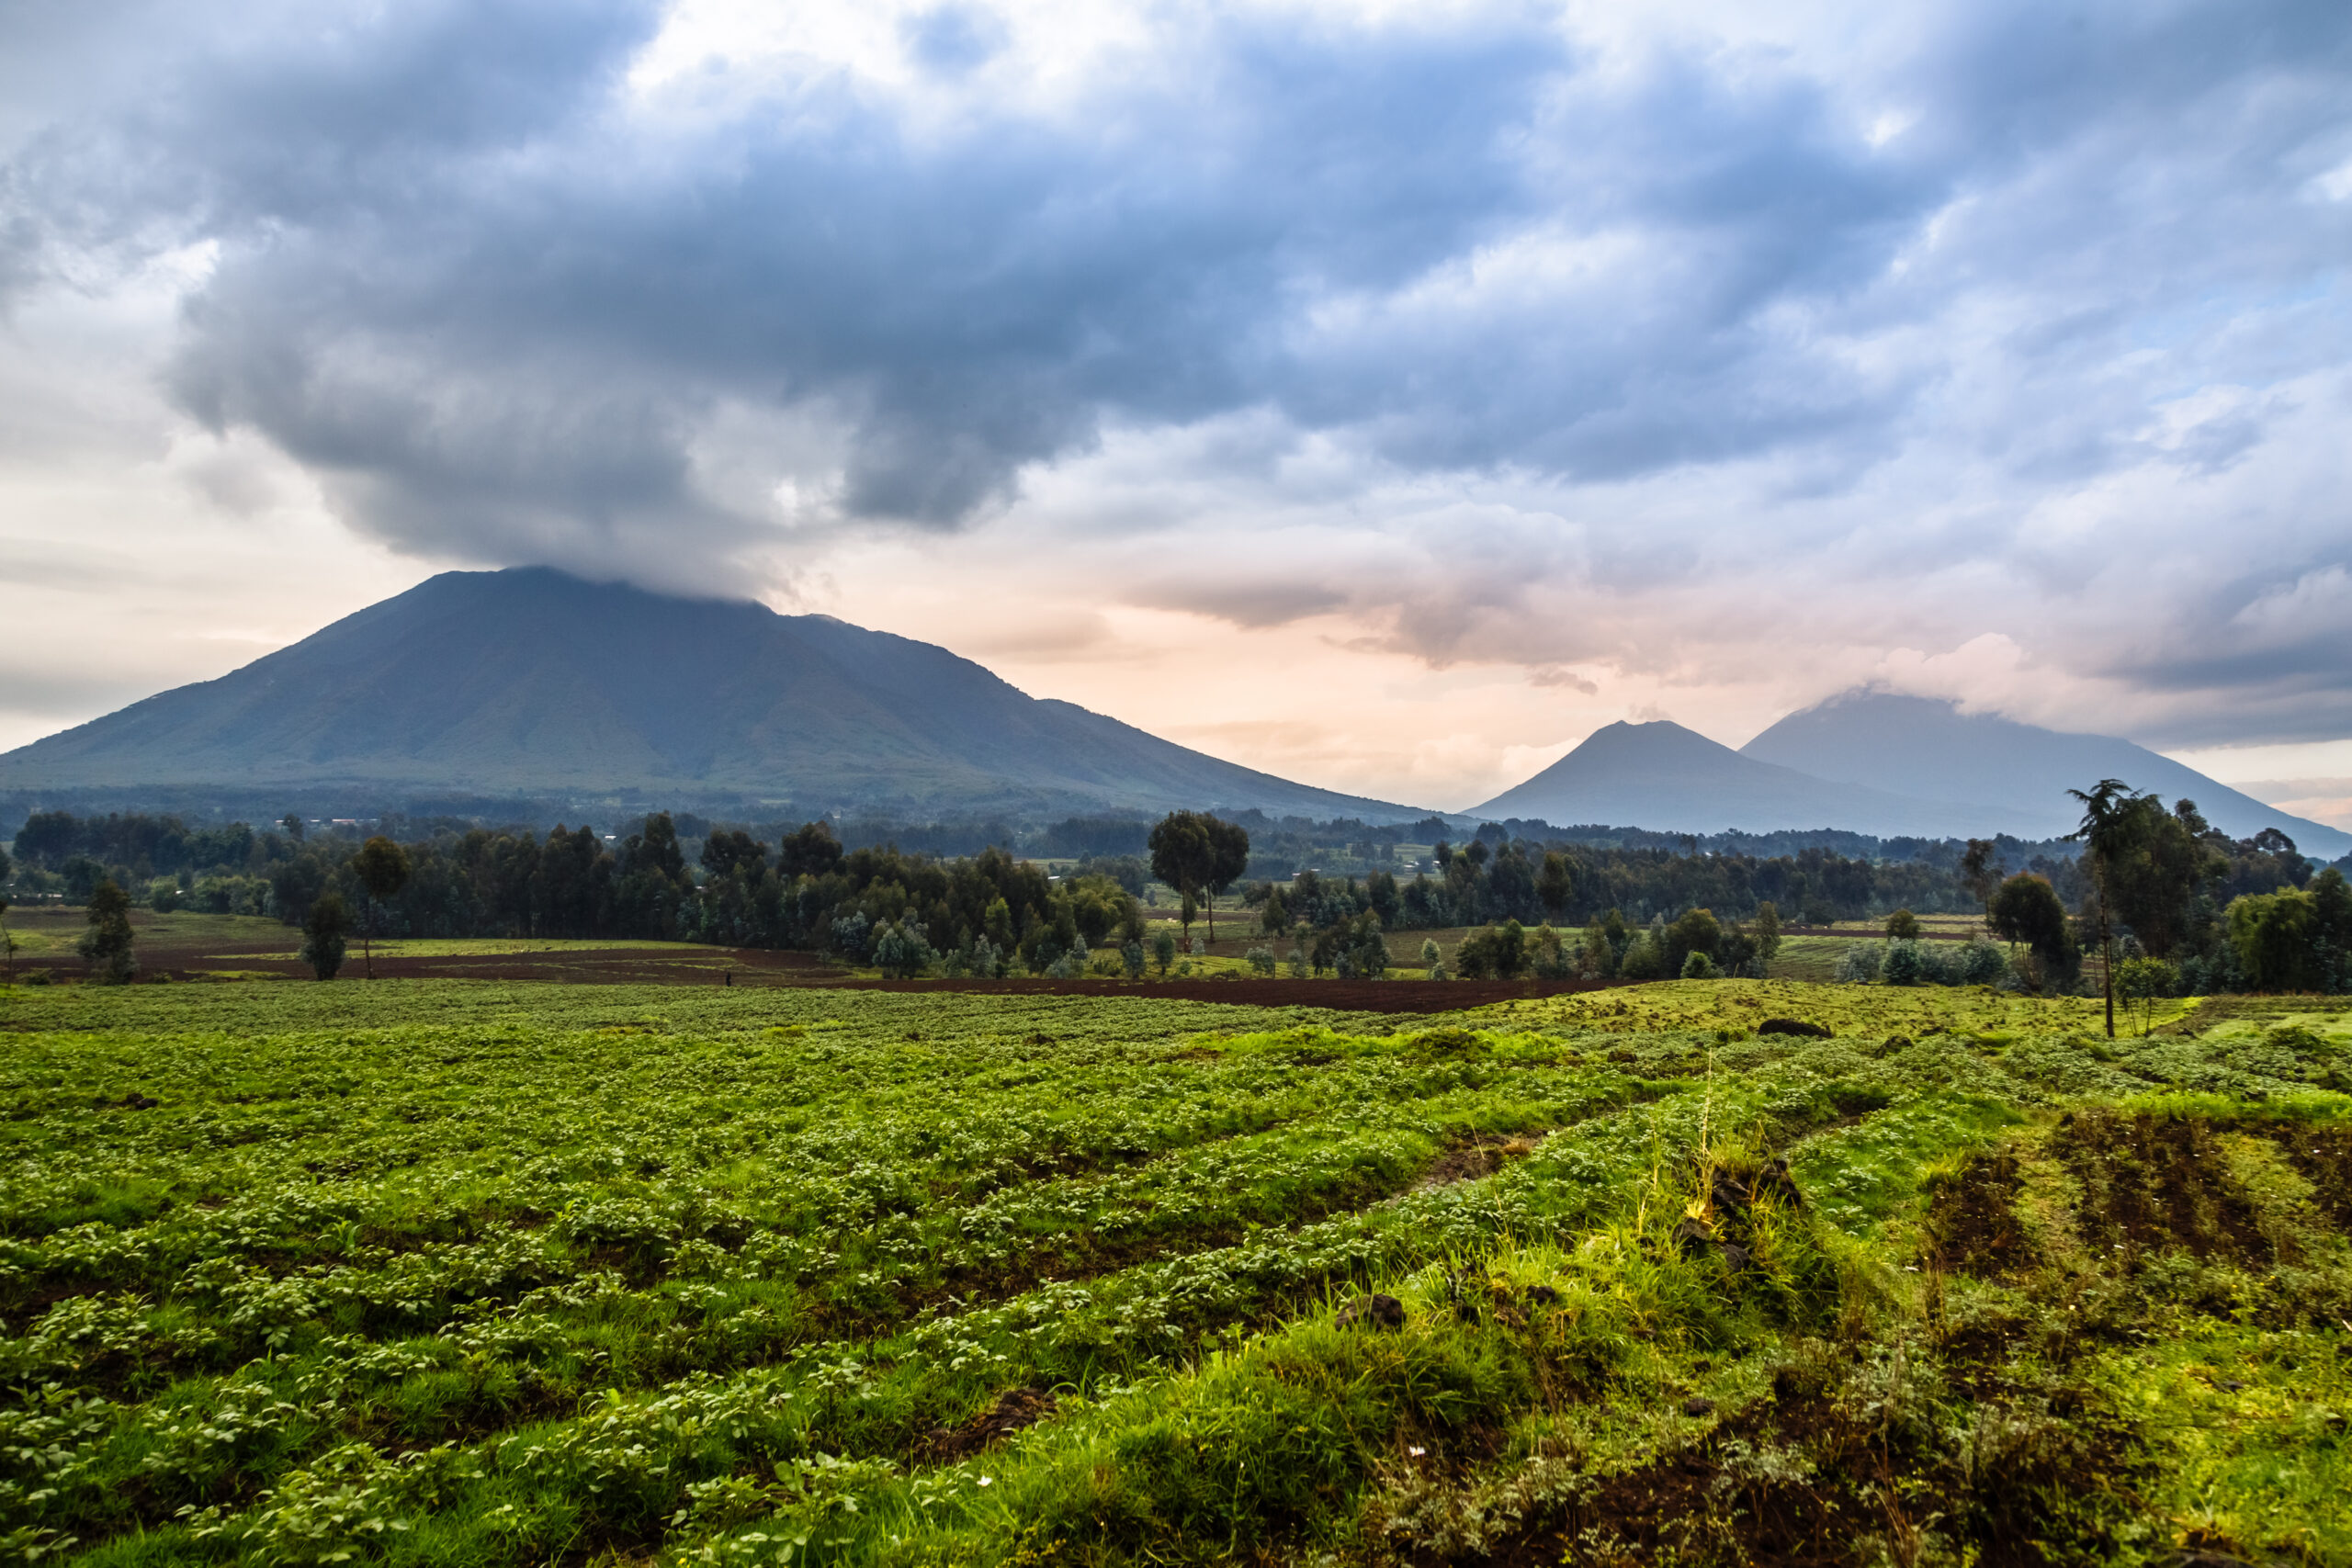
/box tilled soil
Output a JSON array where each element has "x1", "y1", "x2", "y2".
[{"x1": 17, "y1": 934, "x2": 1626, "y2": 1011}]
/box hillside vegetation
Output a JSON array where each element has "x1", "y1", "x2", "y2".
[{"x1": 0, "y1": 978, "x2": 2346, "y2": 1565}]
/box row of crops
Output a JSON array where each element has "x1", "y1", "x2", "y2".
[{"x1": 0, "y1": 978, "x2": 2347, "y2": 1564}]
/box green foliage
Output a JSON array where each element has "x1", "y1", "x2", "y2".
[
  {"x1": 1990, "y1": 872, "x2": 2078, "y2": 988},
  {"x1": 0, "y1": 979, "x2": 2345, "y2": 1567},
  {"x1": 350, "y1": 836, "x2": 412, "y2": 905},
  {"x1": 2225, "y1": 872, "x2": 2350, "y2": 992},
  {"x1": 2115, "y1": 954, "x2": 2180, "y2": 1034},
  {"x1": 1663, "y1": 907, "x2": 1721, "y2": 975},
  {"x1": 300, "y1": 892, "x2": 351, "y2": 981},
  {"x1": 869, "y1": 919, "x2": 935, "y2": 978},
  {"x1": 1834, "y1": 941, "x2": 1882, "y2": 985},
  {"x1": 1148, "y1": 812, "x2": 1250, "y2": 941},
  {"x1": 1883, "y1": 907, "x2": 1920, "y2": 942},
  {"x1": 1454, "y1": 920, "x2": 1527, "y2": 979},
  {"x1": 76, "y1": 878, "x2": 136, "y2": 985}
]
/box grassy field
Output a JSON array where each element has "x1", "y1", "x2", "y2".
[{"x1": 0, "y1": 976, "x2": 2346, "y2": 1565}]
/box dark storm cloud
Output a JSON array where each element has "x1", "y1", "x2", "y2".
[
  {"x1": 4, "y1": 0, "x2": 2350, "y2": 738},
  {"x1": 105, "y1": 3, "x2": 1579, "y2": 538}
]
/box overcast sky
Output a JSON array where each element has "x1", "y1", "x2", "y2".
[{"x1": 3, "y1": 0, "x2": 2349, "y2": 820}]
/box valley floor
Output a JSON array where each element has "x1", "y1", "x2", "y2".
[{"x1": 0, "y1": 977, "x2": 2345, "y2": 1565}]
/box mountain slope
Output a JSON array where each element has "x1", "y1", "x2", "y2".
[
  {"x1": 0, "y1": 569, "x2": 1431, "y2": 820},
  {"x1": 1741, "y1": 691, "x2": 2351, "y2": 856},
  {"x1": 1466, "y1": 719, "x2": 2015, "y2": 837}
]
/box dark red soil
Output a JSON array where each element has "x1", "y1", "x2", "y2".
[
  {"x1": 922, "y1": 1387, "x2": 1059, "y2": 1461},
  {"x1": 1927, "y1": 1149, "x2": 2034, "y2": 1280},
  {"x1": 2052, "y1": 1111, "x2": 2271, "y2": 1266},
  {"x1": 14, "y1": 914, "x2": 1630, "y2": 1012},
  {"x1": 820, "y1": 976, "x2": 1626, "y2": 1012},
  {"x1": 1462, "y1": 1371, "x2": 2114, "y2": 1568}
]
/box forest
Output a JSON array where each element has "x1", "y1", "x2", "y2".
[{"x1": 6, "y1": 795, "x2": 2344, "y2": 993}]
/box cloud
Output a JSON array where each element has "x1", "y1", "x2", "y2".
[{"x1": 2, "y1": 0, "x2": 2351, "y2": 784}]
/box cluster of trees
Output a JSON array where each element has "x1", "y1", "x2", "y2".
[
  {"x1": 9, "y1": 793, "x2": 2346, "y2": 997},
  {"x1": 2054, "y1": 784, "x2": 2349, "y2": 1025},
  {"x1": 1811, "y1": 789, "x2": 2348, "y2": 1021},
  {"x1": 1245, "y1": 837, "x2": 2036, "y2": 937}
]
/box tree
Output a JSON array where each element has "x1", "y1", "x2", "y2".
[
  {"x1": 1753, "y1": 901, "x2": 1781, "y2": 968},
  {"x1": 79, "y1": 878, "x2": 137, "y2": 985},
  {"x1": 1151, "y1": 929, "x2": 1178, "y2": 976},
  {"x1": 700, "y1": 829, "x2": 767, "y2": 881},
  {"x1": 1455, "y1": 920, "x2": 1528, "y2": 979},
  {"x1": 871, "y1": 919, "x2": 935, "y2": 978},
  {"x1": 778, "y1": 821, "x2": 845, "y2": 879},
  {"x1": 2113, "y1": 955, "x2": 2178, "y2": 1035},
  {"x1": 1885, "y1": 908, "x2": 1921, "y2": 942},
  {"x1": 269, "y1": 855, "x2": 329, "y2": 927},
  {"x1": 629, "y1": 813, "x2": 688, "y2": 881},
  {"x1": 2226, "y1": 887, "x2": 2320, "y2": 991},
  {"x1": 350, "y1": 835, "x2": 413, "y2": 980},
  {"x1": 2067, "y1": 779, "x2": 2134, "y2": 1037},
  {"x1": 1959, "y1": 839, "x2": 2005, "y2": 922},
  {"x1": 1663, "y1": 908, "x2": 1722, "y2": 976},
  {"x1": 2097, "y1": 796, "x2": 2214, "y2": 958},
  {"x1": 1537, "y1": 852, "x2": 1574, "y2": 920},
  {"x1": 1990, "y1": 873, "x2": 2079, "y2": 991},
  {"x1": 0, "y1": 843, "x2": 12, "y2": 982},
  {"x1": 1150, "y1": 812, "x2": 1208, "y2": 937},
  {"x1": 1337, "y1": 912, "x2": 1389, "y2": 979},
  {"x1": 281, "y1": 813, "x2": 306, "y2": 843},
  {"x1": 1202, "y1": 817, "x2": 1250, "y2": 942},
  {"x1": 301, "y1": 892, "x2": 351, "y2": 980},
  {"x1": 1261, "y1": 886, "x2": 1291, "y2": 937},
  {"x1": 1148, "y1": 812, "x2": 1250, "y2": 942}
]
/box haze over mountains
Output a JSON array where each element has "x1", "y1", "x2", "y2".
[
  {"x1": 2, "y1": 567, "x2": 2339, "y2": 858},
  {"x1": 0, "y1": 570, "x2": 1430, "y2": 823},
  {"x1": 1473, "y1": 696, "x2": 2350, "y2": 857},
  {"x1": 1738, "y1": 692, "x2": 2339, "y2": 849}
]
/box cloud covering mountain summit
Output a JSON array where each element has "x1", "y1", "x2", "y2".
[{"x1": 3, "y1": 0, "x2": 2349, "y2": 784}]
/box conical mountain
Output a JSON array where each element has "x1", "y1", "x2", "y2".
[
  {"x1": 0, "y1": 568, "x2": 1433, "y2": 820},
  {"x1": 1467, "y1": 718, "x2": 1999, "y2": 837},
  {"x1": 1739, "y1": 690, "x2": 2350, "y2": 856}
]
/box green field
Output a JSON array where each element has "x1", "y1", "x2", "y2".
[{"x1": 0, "y1": 977, "x2": 2346, "y2": 1565}]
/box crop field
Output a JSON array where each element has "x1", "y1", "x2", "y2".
[
  {"x1": 0, "y1": 977, "x2": 2347, "y2": 1566},
  {"x1": 0, "y1": 910, "x2": 810, "y2": 987}
]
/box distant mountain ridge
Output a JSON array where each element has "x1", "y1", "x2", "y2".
[
  {"x1": 9, "y1": 571, "x2": 2342, "y2": 854},
  {"x1": 0, "y1": 569, "x2": 1436, "y2": 822},
  {"x1": 1470, "y1": 694, "x2": 2349, "y2": 857},
  {"x1": 1468, "y1": 718, "x2": 2030, "y2": 840},
  {"x1": 1738, "y1": 691, "x2": 2343, "y2": 851}
]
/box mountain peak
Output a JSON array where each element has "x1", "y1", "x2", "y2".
[
  {"x1": 1740, "y1": 687, "x2": 2347, "y2": 854},
  {"x1": 0, "y1": 568, "x2": 1432, "y2": 821},
  {"x1": 1468, "y1": 713, "x2": 1973, "y2": 836}
]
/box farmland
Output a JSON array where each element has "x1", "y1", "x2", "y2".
[{"x1": 0, "y1": 976, "x2": 2347, "y2": 1565}]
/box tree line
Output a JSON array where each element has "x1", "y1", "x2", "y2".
[{"x1": 7, "y1": 795, "x2": 2344, "y2": 996}]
